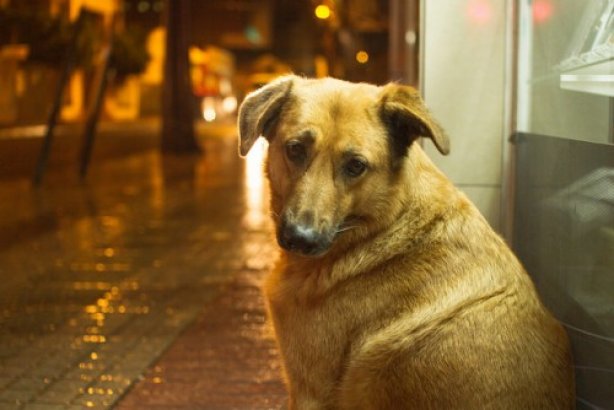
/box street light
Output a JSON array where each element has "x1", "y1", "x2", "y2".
[
  {"x1": 356, "y1": 50, "x2": 369, "y2": 64},
  {"x1": 315, "y1": 4, "x2": 331, "y2": 20}
]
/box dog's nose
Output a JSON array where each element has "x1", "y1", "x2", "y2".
[{"x1": 278, "y1": 222, "x2": 331, "y2": 256}]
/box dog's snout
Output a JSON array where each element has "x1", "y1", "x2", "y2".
[{"x1": 278, "y1": 220, "x2": 332, "y2": 256}]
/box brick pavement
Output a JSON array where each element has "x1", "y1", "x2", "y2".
[
  {"x1": 115, "y1": 271, "x2": 287, "y2": 410},
  {"x1": 0, "y1": 128, "x2": 287, "y2": 409}
]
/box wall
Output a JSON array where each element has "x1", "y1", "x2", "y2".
[{"x1": 421, "y1": 0, "x2": 508, "y2": 232}]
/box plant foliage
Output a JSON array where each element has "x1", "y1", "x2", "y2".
[
  {"x1": 0, "y1": 8, "x2": 96, "y2": 67},
  {"x1": 110, "y1": 27, "x2": 150, "y2": 80},
  {"x1": 0, "y1": 7, "x2": 150, "y2": 76}
]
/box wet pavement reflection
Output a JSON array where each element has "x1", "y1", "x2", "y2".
[{"x1": 0, "y1": 128, "x2": 286, "y2": 409}]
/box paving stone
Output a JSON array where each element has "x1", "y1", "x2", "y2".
[
  {"x1": 0, "y1": 387, "x2": 36, "y2": 405},
  {"x1": 62, "y1": 366, "x2": 105, "y2": 384},
  {"x1": 5, "y1": 377, "x2": 53, "y2": 394},
  {"x1": 71, "y1": 393, "x2": 119, "y2": 409},
  {"x1": 0, "y1": 378, "x2": 14, "y2": 390},
  {"x1": 0, "y1": 363, "x2": 29, "y2": 380},
  {"x1": 25, "y1": 366, "x2": 68, "y2": 381},
  {"x1": 0, "y1": 403, "x2": 24, "y2": 410},
  {"x1": 23, "y1": 404, "x2": 75, "y2": 410},
  {"x1": 35, "y1": 353, "x2": 82, "y2": 371},
  {"x1": 35, "y1": 391, "x2": 79, "y2": 405}
]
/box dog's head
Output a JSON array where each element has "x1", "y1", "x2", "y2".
[{"x1": 238, "y1": 75, "x2": 449, "y2": 257}]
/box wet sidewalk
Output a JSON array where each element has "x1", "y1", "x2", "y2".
[{"x1": 0, "y1": 127, "x2": 287, "y2": 409}]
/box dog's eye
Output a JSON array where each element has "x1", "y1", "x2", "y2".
[
  {"x1": 285, "y1": 140, "x2": 307, "y2": 164},
  {"x1": 344, "y1": 158, "x2": 368, "y2": 178}
]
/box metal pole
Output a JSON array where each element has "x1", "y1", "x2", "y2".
[
  {"x1": 33, "y1": 12, "x2": 85, "y2": 186},
  {"x1": 79, "y1": 47, "x2": 113, "y2": 179},
  {"x1": 388, "y1": 0, "x2": 405, "y2": 82},
  {"x1": 500, "y1": 0, "x2": 519, "y2": 245}
]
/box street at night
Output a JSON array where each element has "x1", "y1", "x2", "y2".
[
  {"x1": 0, "y1": 124, "x2": 287, "y2": 409},
  {"x1": 1, "y1": 0, "x2": 612, "y2": 408}
]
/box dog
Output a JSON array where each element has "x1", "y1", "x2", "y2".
[{"x1": 238, "y1": 75, "x2": 574, "y2": 409}]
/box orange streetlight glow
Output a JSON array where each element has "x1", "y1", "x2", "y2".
[
  {"x1": 356, "y1": 50, "x2": 369, "y2": 64},
  {"x1": 315, "y1": 4, "x2": 331, "y2": 20}
]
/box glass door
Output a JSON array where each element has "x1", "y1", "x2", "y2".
[{"x1": 513, "y1": 1, "x2": 613, "y2": 408}]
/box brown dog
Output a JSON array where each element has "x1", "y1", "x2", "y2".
[{"x1": 238, "y1": 75, "x2": 574, "y2": 409}]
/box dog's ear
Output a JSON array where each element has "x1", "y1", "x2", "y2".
[
  {"x1": 378, "y1": 83, "x2": 450, "y2": 157},
  {"x1": 238, "y1": 75, "x2": 295, "y2": 157}
]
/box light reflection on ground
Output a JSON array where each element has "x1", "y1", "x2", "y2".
[
  {"x1": 243, "y1": 139, "x2": 269, "y2": 230},
  {"x1": 0, "y1": 130, "x2": 285, "y2": 409}
]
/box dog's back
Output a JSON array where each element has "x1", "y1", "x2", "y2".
[{"x1": 333, "y1": 157, "x2": 574, "y2": 408}]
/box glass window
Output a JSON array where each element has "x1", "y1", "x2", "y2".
[
  {"x1": 516, "y1": 0, "x2": 613, "y2": 143},
  {"x1": 514, "y1": 1, "x2": 614, "y2": 408}
]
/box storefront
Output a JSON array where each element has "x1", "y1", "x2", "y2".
[
  {"x1": 415, "y1": 1, "x2": 613, "y2": 406},
  {"x1": 514, "y1": 1, "x2": 612, "y2": 407}
]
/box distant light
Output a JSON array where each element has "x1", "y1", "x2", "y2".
[
  {"x1": 203, "y1": 107, "x2": 216, "y2": 122},
  {"x1": 219, "y1": 79, "x2": 232, "y2": 95},
  {"x1": 315, "y1": 4, "x2": 331, "y2": 20},
  {"x1": 245, "y1": 25, "x2": 262, "y2": 44},
  {"x1": 153, "y1": 1, "x2": 163, "y2": 13},
  {"x1": 533, "y1": 0, "x2": 554, "y2": 23},
  {"x1": 137, "y1": 1, "x2": 150, "y2": 13},
  {"x1": 222, "y1": 96, "x2": 238, "y2": 114},
  {"x1": 356, "y1": 50, "x2": 369, "y2": 64},
  {"x1": 244, "y1": 139, "x2": 268, "y2": 229},
  {"x1": 467, "y1": 0, "x2": 492, "y2": 25},
  {"x1": 404, "y1": 30, "x2": 417, "y2": 46},
  {"x1": 202, "y1": 97, "x2": 217, "y2": 122}
]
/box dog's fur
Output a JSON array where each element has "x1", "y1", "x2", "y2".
[{"x1": 238, "y1": 76, "x2": 574, "y2": 409}]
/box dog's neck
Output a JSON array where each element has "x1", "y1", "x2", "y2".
[{"x1": 277, "y1": 144, "x2": 463, "y2": 297}]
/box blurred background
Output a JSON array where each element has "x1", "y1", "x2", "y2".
[
  {"x1": 0, "y1": 0, "x2": 397, "y2": 128},
  {"x1": 0, "y1": 0, "x2": 612, "y2": 409}
]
